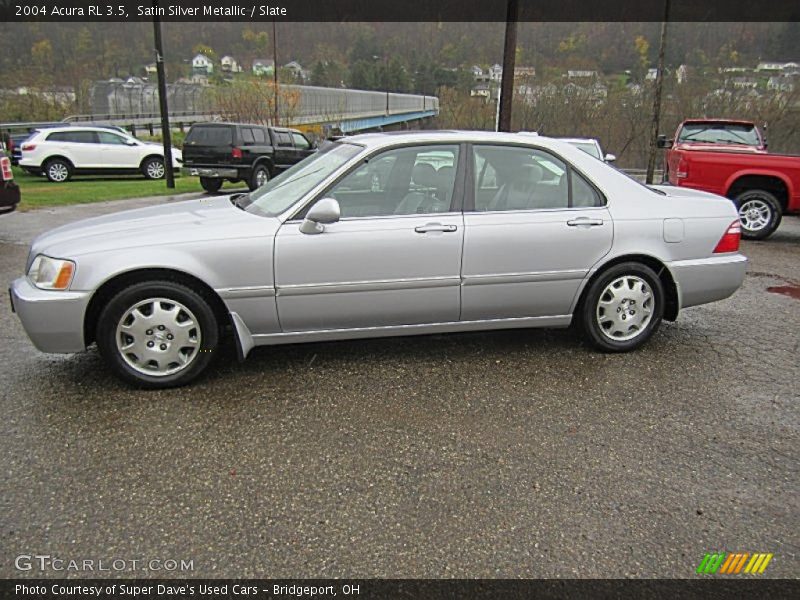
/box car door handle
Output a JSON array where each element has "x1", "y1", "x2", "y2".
[
  {"x1": 566, "y1": 217, "x2": 604, "y2": 227},
  {"x1": 414, "y1": 223, "x2": 458, "y2": 233}
]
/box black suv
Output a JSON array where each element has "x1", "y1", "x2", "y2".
[{"x1": 182, "y1": 123, "x2": 316, "y2": 193}]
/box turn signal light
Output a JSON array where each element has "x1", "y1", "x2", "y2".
[
  {"x1": 713, "y1": 220, "x2": 741, "y2": 253},
  {"x1": 21, "y1": 143, "x2": 36, "y2": 151}
]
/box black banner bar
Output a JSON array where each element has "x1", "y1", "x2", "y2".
[
  {"x1": 1, "y1": 0, "x2": 800, "y2": 22},
  {"x1": 3, "y1": 579, "x2": 800, "y2": 600}
]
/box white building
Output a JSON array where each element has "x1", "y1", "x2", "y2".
[
  {"x1": 192, "y1": 54, "x2": 213, "y2": 74},
  {"x1": 220, "y1": 56, "x2": 241, "y2": 73}
]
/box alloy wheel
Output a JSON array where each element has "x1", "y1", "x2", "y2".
[
  {"x1": 738, "y1": 198, "x2": 771, "y2": 233},
  {"x1": 48, "y1": 162, "x2": 69, "y2": 182},
  {"x1": 115, "y1": 297, "x2": 201, "y2": 376},
  {"x1": 595, "y1": 275, "x2": 654, "y2": 342},
  {"x1": 146, "y1": 160, "x2": 166, "y2": 179}
]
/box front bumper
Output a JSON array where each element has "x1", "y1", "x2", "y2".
[
  {"x1": 9, "y1": 277, "x2": 91, "y2": 353},
  {"x1": 183, "y1": 166, "x2": 239, "y2": 179},
  {"x1": 668, "y1": 254, "x2": 748, "y2": 310}
]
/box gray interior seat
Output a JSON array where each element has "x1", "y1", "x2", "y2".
[
  {"x1": 487, "y1": 163, "x2": 544, "y2": 211},
  {"x1": 395, "y1": 163, "x2": 446, "y2": 214}
]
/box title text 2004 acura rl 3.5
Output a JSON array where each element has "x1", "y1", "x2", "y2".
[{"x1": 10, "y1": 132, "x2": 747, "y2": 388}]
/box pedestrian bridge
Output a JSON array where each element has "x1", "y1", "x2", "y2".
[{"x1": 70, "y1": 82, "x2": 439, "y2": 135}]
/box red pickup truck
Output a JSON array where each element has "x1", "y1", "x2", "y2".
[{"x1": 658, "y1": 119, "x2": 800, "y2": 239}]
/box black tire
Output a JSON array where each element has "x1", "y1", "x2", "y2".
[
  {"x1": 142, "y1": 156, "x2": 166, "y2": 180},
  {"x1": 580, "y1": 262, "x2": 664, "y2": 352},
  {"x1": 733, "y1": 189, "x2": 782, "y2": 240},
  {"x1": 96, "y1": 280, "x2": 220, "y2": 389},
  {"x1": 200, "y1": 177, "x2": 223, "y2": 194},
  {"x1": 248, "y1": 164, "x2": 270, "y2": 191},
  {"x1": 44, "y1": 157, "x2": 72, "y2": 183}
]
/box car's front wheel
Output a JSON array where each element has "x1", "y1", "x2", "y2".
[
  {"x1": 44, "y1": 158, "x2": 72, "y2": 182},
  {"x1": 580, "y1": 262, "x2": 664, "y2": 352},
  {"x1": 200, "y1": 177, "x2": 223, "y2": 194},
  {"x1": 142, "y1": 157, "x2": 166, "y2": 180},
  {"x1": 96, "y1": 281, "x2": 219, "y2": 388},
  {"x1": 734, "y1": 189, "x2": 782, "y2": 240}
]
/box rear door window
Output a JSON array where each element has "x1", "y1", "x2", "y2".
[
  {"x1": 241, "y1": 128, "x2": 256, "y2": 144},
  {"x1": 253, "y1": 128, "x2": 267, "y2": 144},
  {"x1": 186, "y1": 126, "x2": 233, "y2": 146},
  {"x1": 276, "y1": 132, "x2": 293, "y2": 147}
]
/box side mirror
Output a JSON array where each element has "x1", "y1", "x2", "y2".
[
  {"x1": 604, "y1": 153, "x2": 616, "y2": 163},
  {"x1": 125, "y1": 139, "x2": 137, "y2": 146},
  {"x1": 656, "y1": 135, "x2": 673, "y2": 149},
  {"x1": 300, "y1": 198, "x2": 340, "y2": 234}
]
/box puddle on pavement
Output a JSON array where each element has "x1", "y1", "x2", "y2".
[{"x1": 767, "y1": 285, "x2": 800, "y2": 300}]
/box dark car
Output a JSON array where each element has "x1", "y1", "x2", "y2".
[
  {"x1": 6, "y1": 133, "x2": 31, "y2": 166},
  {"x1": 0, "y1": 156, "x2": 21, "y2": 214},
  {"x1": 182, "y1": 123, "x2": 316, "y2": 193}
]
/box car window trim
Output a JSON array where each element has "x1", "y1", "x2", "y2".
[
  {"x1": 286, "y1": 141, "x2": 468, "y2": 222},
  {"x1": 464, "y1": 142, "x2": 607, "y2": 212}
]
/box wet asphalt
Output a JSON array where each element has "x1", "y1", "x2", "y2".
[{"x1": 0, "y1": 198, "x2": 797, "y2": 579}]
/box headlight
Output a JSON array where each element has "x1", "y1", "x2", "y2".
[{"x1": 28, "y1": 255, "x2": 75, "y2": 290}]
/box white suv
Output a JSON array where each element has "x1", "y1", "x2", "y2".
[{"x1": 19, "y1": 126, "x2": 182, "y2": 182}]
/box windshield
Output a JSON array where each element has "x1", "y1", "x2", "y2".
[
  {"x1": 678, "y1": 123, "x2": 760, "y2": 146},
  {"x1": 242, "y1": 142, "x2": 363, "y2": 216},
  {"x1": 568, "y1": 141, "x2": 602, "y2": 159}
]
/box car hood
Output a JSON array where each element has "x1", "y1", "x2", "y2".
[{"x1": 30, "y1": 195, "x2": 276, "y2": 261}]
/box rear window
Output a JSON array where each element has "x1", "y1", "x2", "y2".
[
  {"x1": 186, "y1": 126, "x2": 233, "y2": 146},
  {"x1": 677, "y1": 123, "x2": 760, "y2": 147}
]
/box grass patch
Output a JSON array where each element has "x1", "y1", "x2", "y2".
[{"x1": 13, "y1": 166, "x2": 204, "y2": 210}]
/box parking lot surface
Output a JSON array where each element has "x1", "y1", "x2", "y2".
[{"x1": 0, "y1": 199, "x2": 797, "y2": 578}]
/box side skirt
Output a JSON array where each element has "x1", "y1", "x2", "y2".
[{"x1": 230, "y1": 313, "x2": 573, "y2": 358}]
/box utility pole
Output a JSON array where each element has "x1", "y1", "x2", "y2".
[
  {"x1": 152, "y1": 0, "x2": 174, "y2": 188},
  {"x1": 272, "y1": 20, "x2": 279, "y2": 126},
  {"x1": 646, "y1": 0, "x2": 671, "y2": 184},
  {"x1": 497, "y1": 0, "x2": 519, "y2": 132}
]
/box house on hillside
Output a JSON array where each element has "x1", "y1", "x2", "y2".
[
  {"x1": 220, "y1": 56, "x2": 242, "y2": 73},
  {"x1": 192, "y1": 54, "x2": 213, "y2": 75},
  {"x1": 514, "y1": 66, "x2": 536, "y2": 80},
  {"x1": 567, "y1": 70, "x2": 598, "y2": 79},
  {"x1": 488, "y1": 64, "x2": 503, "y2": 83},
  {"x1": 470, "y1": 83, "x2": 491, "y2": 100},
  {"x1": 767, "y1": 76, "x2": 795, "y2": 92},
  {"x1": 252, "y1": 58, "x2": 275, "y2": 76},
  {"x1": 283, "y1": 61, "x2": 308, "y2": 81}
]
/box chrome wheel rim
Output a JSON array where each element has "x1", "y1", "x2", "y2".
[
  {"x1": 48, "y1": 162, "x2": 68, "y2": 182},
  {"x1": 115, "y1": 297, "x2": 201, "y2": 377},
  {"x1": 146, "y1": 160, "x2": 165, "y2": 179},
  {"x1": 255, "y1": 169, "x2": 268, "y2": 187},
  {"x1": 596, "y1": 275, "x2": 654, "y2": 342},
  {"x1": 738, "y1": 199, "x2": 771, "y2": 232}
]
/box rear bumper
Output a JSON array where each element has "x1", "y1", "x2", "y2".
[
  {"x1": 667, "y1": 254, "x2": 747, "y2": 310},
  {"x1": 183, "y1": 166, "x2": 240, "y2": 179},
  {"x1": 9, "y1": 277, "x2": 90, "y2": 353}
]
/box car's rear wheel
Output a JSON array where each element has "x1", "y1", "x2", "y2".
[
  {"x1": 44, "y1": 158, "x2": 72, "y2": 183},
  {"x1": 248, "y1": 164, "x2": 270, "y2": 191},
  {"x1": 580, "y1": 262, "x2": 664, "y2": 352},
  {"x1": 96, "y1": 281, "x2": 219, "y2": 388},
  {"x1": 200, "y1": 177, "x2": 223, "y2": 194},
  {"x1": 734, "y1": 189, "x2": 782, "y2": 240},
  {"x1": 142, "y1": 157, "x2": 166, "y2": 180}
]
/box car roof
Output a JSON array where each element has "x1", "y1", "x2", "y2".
[
  {"x1": 681, "y1": 119, "x2": 755, "y2": 126},
  {"x1": 557, "y1": 137, "x2": 600, "y2": 144},
  {"x1": 35, "y1": 126, "x2": 129, "y2": 134},
  {"x1": 337, "y1": 130, "x2": 574, "y2": 152}
]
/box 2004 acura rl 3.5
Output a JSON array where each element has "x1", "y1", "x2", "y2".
[{"x1": 10, "y1": 132, "x2": 747, "y2": 388}]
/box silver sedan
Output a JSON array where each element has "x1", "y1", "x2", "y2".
[{"x1": 10, "y1": 132, "x2": 747, "y2": 388}]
